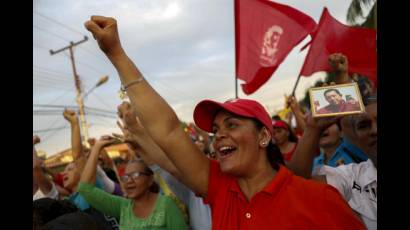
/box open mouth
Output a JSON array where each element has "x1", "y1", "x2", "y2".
[
  {"x1": 125, "y1": 183, "x2": 137, "y2": 190},
  {"x1": 218, "y1": 146, "x2": 236, "y2": 159}
]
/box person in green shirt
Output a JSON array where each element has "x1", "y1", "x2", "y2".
[{"x1": 78, "y1": 136, "x2": 187, "y2": 229}]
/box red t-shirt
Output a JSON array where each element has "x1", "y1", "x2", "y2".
[
  {"x1": 204, "y1": 160, "x2": 364, "y2": 230},
  {"x1": 282, "y1": 142, "x2": 298, "y2": 162}
]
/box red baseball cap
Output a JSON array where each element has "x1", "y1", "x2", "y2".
[
  {"x1": 272, "y1": 120, "x2": 289, "y2": 130},
  {"x1": 193, "y1": 98, "x2": 273, "y2": 135}
]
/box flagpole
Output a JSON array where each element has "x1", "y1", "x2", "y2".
[
  {"x1": 235, "y1": 78, "x2": 238, "y2": 98},
  {"x1": 234, "y1": 0, "x2": 238, "y2": 99},
  {"x1": 291, "y1": 75, "x2": 301, "y2": 96}
]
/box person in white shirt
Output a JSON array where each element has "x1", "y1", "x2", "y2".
[{"x1": 289, "y1": 95, "x2": 377, "y2": 229}]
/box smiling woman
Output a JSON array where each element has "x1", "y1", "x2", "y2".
[
  {"x1": 78, "y1": 137, "x2": 187, "y2": 229},
  {"x1": 83, "y1": 15, "x2": 365, "y2": 229}
]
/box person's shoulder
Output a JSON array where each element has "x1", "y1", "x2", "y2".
[
  {"x1": 284, "y1": 170, "x2": 341, "y2": 204},
  {"x1": 313, "y1": 153, "x2": 324, "y2": 165},
  {"x1": 290, "y1": 173, "x2": 328, "y2": 188},
  {"x1": 160, "y1": 193, "x2": 177, "y2": 205},
  {"x1": 333, "y1": 161, "x2": 364, "y2": 176},
  {"x1": 346, "y1": 160, "x2": 375, "y2": 178},
  {"x1": 33, "y1": 189, "x2": 45, "y2": 201},
  {"x1": 160, "y1": 194, "x2": 185, "y2": 214},
  {"x1": 160, "y1": 193, "x2": 172, "y2": 202},
  {"x1": 287, "y1": 167, "x2": 329, "y2": 191},
  {"x1": 318, "y1": 163, "x2": 355, "y2": 181}
]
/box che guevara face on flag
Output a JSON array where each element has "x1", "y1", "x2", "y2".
[{"x1": 235, "y1": 0, "x2": 316, "y2": 95}]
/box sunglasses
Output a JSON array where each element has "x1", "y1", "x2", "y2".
[{"x1": 120, "y1": 171, "x2": 151, "y2": 182}]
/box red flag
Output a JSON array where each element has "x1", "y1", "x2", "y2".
[
  {"x1": 299, "y1": 8, "x2": 377, "y2": 83},
  {"x1": 235, "y1": 0, "x2": 316, "y2": 95}
]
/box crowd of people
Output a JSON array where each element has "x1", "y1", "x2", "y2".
[{"x1": 33, "y1": 16, "x2": 377, "y2": 229}]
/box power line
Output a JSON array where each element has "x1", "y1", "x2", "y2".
[
  {"x1": 89, "y1": 91, "x2": 115, "y2": 111},
  {"x1": 87, "y1": 113, "x2": 117, "y2": 119},
  {"x1": 34, "y1": 37, "x2": 104, "y2": 78},
  {"x1": 37, "y1": 117, "x2": 64, "y2": 142},
  {"x1": 33, "y1": 77, "x2": 73, "y2": 86},
  {"x1": 33, "y1": 43, "x2": 50, "y2": 51},
  {"x1": 33, "y1": 65, "x2": 72, "y2": 77},
  {"x1": 33, "y1": 111, "x2": 118, "y2": 119},
  {"x1": 90, "y1": 117, "x2": 118, "y2": 130},
  {"x1": 77, "y1": 46, "x2": 108, "y2": 64},
  {"x1": 33, "y1": 90, "x2": 74, "y2": 111},
  {"x1": 33, "y1": 83, "x2": 72, "y2": 91},
  {"x1": 37, "y1": 46, "x2": 105, "y2": 77},
  {"x1": 33, "y1": 73, "x2": 73, "y2": 84},
  {"x1": 84, "y1": 106, "x2": 116, "y2": 114},
  {"x1": 41, "y1": 89, "x2": 74, "y2": 106},
  {"x1": 33, "y1": 68, "x2": 72, "y2": 79},
  {"x1": 33, "y1": 66, "x2": 94, "y2": 89},
  {"x1": 148, "y1": 76, "x2": 188, "y2": 99},
  {"x1": 75, "y1": 59, "x2": 105, "y2": 76},
  {"x1": 33, "y1": 76, "x2": 91, "y2": 90},
  {"x1": 34, "y1": 11, "x2": 85, "y2": 36},
  {"x1": 34, "y1": 78, "x2": 71, "y2": 87},
  {"x1": 34, "y1": 82, "x2": 72, "y2": 92},
  {"x1": 33, "y1": 105, "x2": 116, "y2": 115},
  {"x1": 149, "y1": 81, "x2": 184, "y2": 101},
  {"x1": 33, "y1": 126, "x2": 70, "y2": 133},
  {"x1": 33, "y1": 24, "x2": 70, "y2": 42},
  {"x1": 33, "y1": 74, "x2": 75, "y2": 86},
  {"x1": 33, "y1": 104, "x2": 72, "y2": 108}
]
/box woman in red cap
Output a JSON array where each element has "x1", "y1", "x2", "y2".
[
  {"x1": 84, "y1": 16, "x2": 364, "y2": 229},
  {"x1": 272, "y1": 120, "x2": 299, "y2": 162}
]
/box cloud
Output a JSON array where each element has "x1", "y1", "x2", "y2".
[{"x1": 34, "y1": 0, "x2": 351, "y2": 156}]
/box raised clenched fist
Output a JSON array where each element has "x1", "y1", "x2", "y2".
[
  {"x1": 63, "y1": 109, "x2": 78, "y2": 124},
  {"x1": 328, "y1": 53, "x2": 348, "y2": 74},
  {"x1": 84, "y1": 16, "x2": 124, "y2": 57}
]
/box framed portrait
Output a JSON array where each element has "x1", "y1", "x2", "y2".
[{"x1": 309, "y1": 82, "x2": 365, "y2": 117}]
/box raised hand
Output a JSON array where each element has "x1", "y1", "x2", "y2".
[
  {"x1": 117, "y1": 101, "x2": 139, "y2": 129},
  {"x1": 94, "y1": 135, "x2": 118, "y2": 150},
  {"x1": 328, "y1": 53, "x2": 348, "y2": 74},
  {"x1": 84, "y1": 16, "x2": 124, "y2": 57},
  {"x1": 305, "y1": 112, "x2": 342, "y2": 133},
  {"x1": 33, "y1": 136, "x2": 43, "y2": 169},
  {"x1": 287, "y1": 95, "x2": 299, "y2": 111},
  {"x1": 63, "y1": 109, "x2": 78, "y2": 124},
  {"x1": 328, "y1": 53, "x2": 351, "y2": 84},
  {"x1": 33, "y1": 135, "x2": 41, "y2": 146}
]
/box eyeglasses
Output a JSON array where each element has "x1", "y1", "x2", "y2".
[{"x1": 120, "y1": 171, "x2": 151, "y2": 182}]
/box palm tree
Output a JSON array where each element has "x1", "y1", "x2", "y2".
[
  {"x1": 359, "y1": 2, "x2": 376, "y2": 29},
  {"x1": 346, "y1": 0, "x2": 377, "y2": 29}
]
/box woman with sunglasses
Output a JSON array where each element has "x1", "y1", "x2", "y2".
[{"x1": 77, "y1": 136, "x2": 187, "y2": 229}]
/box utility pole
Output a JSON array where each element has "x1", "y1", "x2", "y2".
[{"x1": 50, "y1": 36, "x2": 90, "y2": 148}]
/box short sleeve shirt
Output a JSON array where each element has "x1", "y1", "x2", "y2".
[
  {"x1": 318, "y1": 160, "x2": 377, "y2": 230},
  {"x1": 204, "y1": 160, "x2": 365, "y2": 230}
]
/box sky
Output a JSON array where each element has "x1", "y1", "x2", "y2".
[{"x1": 33, "y1": 0, "x2": 364, "y2": 156}]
